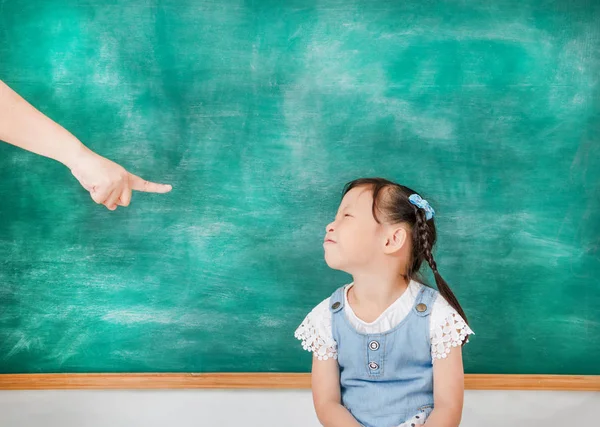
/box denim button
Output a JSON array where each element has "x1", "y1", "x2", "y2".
[
  {"x1": 331, "y1": 302, "x2": 341, "y2": 310},
  {"x1": 416, "y1": 303, "x2": 427, "y2": 312},
  {"x1": 368, "y1": 361, "x2": 379, "y2": 370},
  {"x1": 368, "y1": 340, "x2": 380, "y2": 351}
]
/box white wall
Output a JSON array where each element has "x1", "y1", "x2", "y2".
[{"x1": 0, "y1": 389, "x2": 597, "y2": 426}]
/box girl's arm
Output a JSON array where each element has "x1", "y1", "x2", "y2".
[
  {"x1": 312, "y1": 356, "x2": 362, "y2": 427},
  {"x1": 424, "y1": 346, "x2": 465, "y2": 427},
  {"x1": 0, "y1": 80, "x2": 171, "y2": 210}
]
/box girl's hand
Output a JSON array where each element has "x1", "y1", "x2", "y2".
[{"x1": 70, "y1": 146, "x2": 172, "y2": 210}]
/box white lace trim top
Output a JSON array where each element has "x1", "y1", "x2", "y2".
[{"x1": 294, "y1": 280, "x2": 473, "y2": 363}]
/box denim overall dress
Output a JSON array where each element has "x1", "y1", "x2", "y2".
[{"x1": 329, "y1": 285, "x2": 438, "y2": 427}]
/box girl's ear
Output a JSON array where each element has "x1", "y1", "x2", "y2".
[{"x1": 383, "y1": 225, "x2": 408, "y2": 255}]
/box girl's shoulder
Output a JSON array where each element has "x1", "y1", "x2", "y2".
[
  {"x1": 429, "y1": 290, "x2": 474, "y2": 361},
  {"x1": 306, "y1": 295, "x2": 334, "y2": 319},
  {"x1": 412, "y1": 281, "x2": 460, "y2": 321},
  {"x1": 293, "y1": 286, "x2": 349, "y2": 361},
  {"x1": 303, "y1": 284, "x2": 349, "y2": 318}
]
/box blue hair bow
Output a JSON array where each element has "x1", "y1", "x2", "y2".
[{"x1": 408, "y1": 194, "x2": 435, "y2": 220}]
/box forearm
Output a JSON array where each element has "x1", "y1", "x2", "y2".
[
  {"x1": 316, "y1": 402, "x2": 363, "y2": 427},
  {"x1": 0, "y1": 80, "x2": 84, "y2": 168}
]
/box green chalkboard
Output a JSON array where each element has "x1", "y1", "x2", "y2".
[{"x1": 0, "y1": 0, "x2": 599, "y2": 375}]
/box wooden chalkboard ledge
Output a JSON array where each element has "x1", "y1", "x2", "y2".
[{"x1": 0, "y1": 373, "x2": 599, "y2": 391}]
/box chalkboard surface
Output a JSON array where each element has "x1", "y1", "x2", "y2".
[{"x1": 0, "y1": 0, "x2": 599, "y2": 375}]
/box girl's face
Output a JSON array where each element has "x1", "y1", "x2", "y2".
[{"x1": 323, "y1": 186, "x2": 386, "y2": 274}]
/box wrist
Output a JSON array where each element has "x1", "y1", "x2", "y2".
[{"x1": 56, "y1": 137, "x2": 88, "y2": 169}]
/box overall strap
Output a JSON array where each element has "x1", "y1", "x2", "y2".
[
  {"x1": 413, "y1": 285, "x2": 438, "y2": 317},
  {"x1": 329, "y1": 286, "x2": 346, "y2": 314}
]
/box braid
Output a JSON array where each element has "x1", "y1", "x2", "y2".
[
  {"x1": 414, "y1": 209, "x2": 469, "y2": 332},
  {"x1": 415, "y1": 209, "x2": 431, "y2": 263}
]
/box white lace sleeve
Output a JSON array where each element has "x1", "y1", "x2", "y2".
[
  {"x1": 430, "y1": 296, "x2": 474, "y2": 362},
  {"x1": 294, "y1": 298, "x2": 337, "y2": 361}
]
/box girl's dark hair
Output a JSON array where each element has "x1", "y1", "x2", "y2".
[{"x1": 343, "y1": 177, "x2": 468, "y2": 326}]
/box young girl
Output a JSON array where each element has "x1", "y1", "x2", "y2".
[{"x1": 295, "y1": 178, "x2": 473, "y2": 427}]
